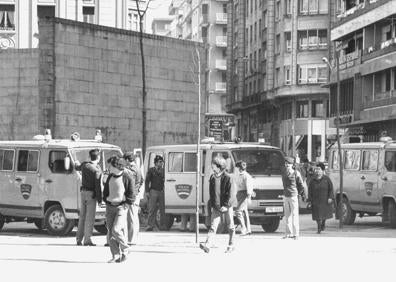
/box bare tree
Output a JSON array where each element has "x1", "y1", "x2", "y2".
[{"x1": 134, "y1": 0, "x2": 154, "y2": 156}]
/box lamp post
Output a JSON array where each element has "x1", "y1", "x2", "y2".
[
  {"x1": 195, "y1": 48, "x2": 201, "y2": 243},
  {"x1": 323, "y1": 50, "x2": 344, "y2": 229}
]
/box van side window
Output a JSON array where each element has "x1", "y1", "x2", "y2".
[
  {"x1": 385, "y1": 151, "x2": 396, "y2": 172},
  {"x1": 49, "y1": 151, "x2": 68, "y2": 173},
  {"x1": 0, "y1": 149, "x2": 14, "y2": 171},
  {"x1": 184, "y1": 153, "x2": 197, "y2": 172},
  {"x1": 17, "y1": 150, "x2": 39, "y2": 172},
  {"x1": 212, "y1": 151, "x2": 234, "y2": 173},
  {"x1": 344, "y1": 150, "x2": 360, "y2": 170},
  {"x1": 361, "y1": 150, "x2": 378, "y2": 171},
  {"x1": 168, "y1": 152, "x2": 183, "y2": 172}
]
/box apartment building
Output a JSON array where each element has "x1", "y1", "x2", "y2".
[
  {"x1": 227, "y1": 0, "x2": 332, "y2": 162},
  {"x1": 329, "y1": 0, "x2": 396, "y2": 142},
  {"x1": 168, "y1": 0, "x2": 233, "y2": 140},
  {"x1": 151, "y1": 17, "x2": 173, "y2": 36},
  {"x1": 0, "y1": 0, "x2": 146, "y2": 49}
]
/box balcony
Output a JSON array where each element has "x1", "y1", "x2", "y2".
[
  {"x1": 215, "y1": 36, "x2": 227, "y2": 47},
  {"x1": 215, "y1": 13, "x2": 227, "y2": 24},
  {"x1": 337, "y1": 50, "x2": 362, "y2": 71},
  {"x1": 362, "y1": 38, "x2": 396, "y2": 62},
  {"x1": 242, "y1": 93, "x2": 261, "y2": 107},
  {"x1": 215, "y1": 82, "x2": 226, "y2": 92},
  {"x1": 215, "y1": 59, "x2": 227, "y2": 70},
  {"x1": 332, "y1": 0, "x2": 395, "y2": 41}
]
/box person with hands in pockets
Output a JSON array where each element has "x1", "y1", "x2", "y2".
[{"x1": 200, "y1": 156, "x2": 236, "y2": 253}]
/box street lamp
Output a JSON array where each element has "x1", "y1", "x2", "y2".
[{"x1": 322, "y1": 52, "x2": 344, "y2": 229}]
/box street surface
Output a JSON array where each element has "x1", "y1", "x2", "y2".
[{"x1": 0, "y1": 214, "x2": 395, "y2": 282}]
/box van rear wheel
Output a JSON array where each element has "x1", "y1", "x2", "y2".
[
  {"x1": 261, "y1": 217, "x2": 281, "y2": 233},
  {"x1": 94, "y1": 224, "x2": 108, "y2": 235},
  {"x1": 44, "y1": 205, "x2": 74, "y2": 236},
  {"x1": 0, "y1": 214, "x2": 5, "y2": 231},
  {"x1": 388, "y1": 201, "x2": 396, "y2": 228}
]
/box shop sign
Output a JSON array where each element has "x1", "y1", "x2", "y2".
[
  {"x1": 209, "y1": 120, "x2": 223, "y2": 141},
  {"x1": 331, "y1": 114, "x2": 353, "y2": 126}
]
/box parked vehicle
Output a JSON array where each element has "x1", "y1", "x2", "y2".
[
  {"x1": 0, "y1": 132, "x2": 122, "y2": 236},
  {"x1": 144, "y1": 141, "x2": 285, "y2": 232},
  {"x1": 328, "y1": 138, "x2": 396, "y2": 227}
]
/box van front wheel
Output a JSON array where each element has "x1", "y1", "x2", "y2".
[
  {"x1": 44, "y1": 205, "x2": 74, "y2": 236},
  {"x1": 261, "y1": 217, "x2": 281, "y2": 233},
  {"x1": 388, "y1": 201, "x2": 396, "y2": 228},
  {"x1": 340, "y1": 197, "x2": 356, "y2": 225}
]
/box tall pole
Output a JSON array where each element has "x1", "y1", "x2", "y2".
[
  {"x1": 335, "y1": 50, "x2": 344, "y2": 229},
  {"x1": 195, "y1": 48, "x2": 201, "y2": 243}
]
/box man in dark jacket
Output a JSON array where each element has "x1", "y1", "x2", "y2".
[
  {"x1": 75, "y1": 149, "x2": 102, "y2": 246},
  {"x1": 145, "y1": 155, "x2": 165, "y2": 231},
  {"x1": 103, "y1": 156, "x2": 135, "y2": 263},
  {"x1": 200, "y1": 156, "x2": 235, "y2": 253}
]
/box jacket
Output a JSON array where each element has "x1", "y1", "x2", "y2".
[
  {"x1": 103, "y1": 169, "x2": 135, "y2": 205},
  {"x1": 282, "y1": 167, "x2": 305, "y2": 198},
  {"x1": 209, "y1": 172, "x2": 233, "y2": 211},
  {"x1": 77, "y1": 161, "x2": 102, "y2": 203},
  {"x1": 145, "y1": 166, "x2": 164, "y2": 192},
  {"x1": 308, "y1": 175, "x2": 334, "y2": 221}
]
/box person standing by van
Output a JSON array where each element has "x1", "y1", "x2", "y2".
[
  {"x1": 199, "y1": 156, "x2": 236, "y2": 253},
  {"x1": 235, "y1": 161, "x2": 253, "y2": 235},
  {"x1": 307, "y1": 163, "x2": 334, "y2": 234},
  {"x1": 103, "y1": 156, "x2": 135, "y2": 263},
  {"x1": 124, "y1": 152, "x2": 143, "y2": 245},
  {"x1": 281, "y1": 156, "x2": 305, "y2": 240},
  {"x1": 76, "y1": 149, "x2": 102, "y2": 246},
  {"x1": 145, "y1": 155, "x2": 165, "y2": 231}
]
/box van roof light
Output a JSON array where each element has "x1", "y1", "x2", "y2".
[
  {"x1": 201, "y1": 137, "x2": 216, "y2": 144},
  {"x1": 380, "y1": 136, "x2": 392, "y2": 142},
  {"x1": 70, "y1": 132, "x2": 80, "y2": 141},
  {"x1": 44, "y1": 129, "x2": 52, "y2": 141}
]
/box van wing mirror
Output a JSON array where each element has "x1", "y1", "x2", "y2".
[{"x1": 64, "y1": 156, "x2": 71, "y2": 171}]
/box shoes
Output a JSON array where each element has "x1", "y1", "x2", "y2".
[
  {"x1": 291, "y1": 236, "x2": 299, "y2": 240},
  {"x1": 108, "y1": 257, "x2": 118, "y2": 263},
  {"x1": 145, "y1": 226, "x2": 154, "y2": 232},
  {"x1": 225, "y1": 245, "x2": 235, "y2": 253},
  {"x1": 128, "y1": 243, "x2": 137, "y2": 246},
  {"x1": 116, "y1": 254, "x2": 127, "y2": 263},
  {"x1": 282, "y1": 235, "x2": 291, "y2": 239},
  {"x1": 83, "y1": 242, "x2": 96, "y2": 246},
  {"x1": 199, "y1": 243, "x2": 210, "y2": 253},
  {"x1": 240, "y1": 232, "x2": 248, "y2": 236},
  {"x1": 76, "y1": 242, "x2": 82, "y2": 246},
  {"x1": 104, "y1": 243, "x2": 109, "y2": 247}
]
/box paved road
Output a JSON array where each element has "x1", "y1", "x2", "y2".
[{"x1": 0, "y1": 214, "x2": 395, "y2": 282}]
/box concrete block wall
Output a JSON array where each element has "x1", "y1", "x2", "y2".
[
  {"x1": 0, "y1": 49, "x2": 40, "y2": 140},
  {"x1": 39, "y1": 18, "x2": 205, "y2": 151}
]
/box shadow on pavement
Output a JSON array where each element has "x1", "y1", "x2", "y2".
[{"x1": 0, "y1": 258, "x2": 103, "y2": 264}]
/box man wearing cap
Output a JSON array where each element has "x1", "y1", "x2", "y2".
[
  {"x1": 282, "y1": 156, "x2": 306, "y2": 240},
  {"x1": 124, "y1": 152, "x2": 144, "y2": 245},
  {"x1": 145, "y1": 155, "x2": 165, "y2": 231},
  {"x1": 75, "y1": 149, "x2": 102, "y2": 246}
]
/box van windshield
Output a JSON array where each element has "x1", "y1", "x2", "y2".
[
  {"x1": 232, "y1": 149, "x2": 284, "y2": 176},
  {"x1": 70, "y1": 148, "x2": 123, "y2": 170}
]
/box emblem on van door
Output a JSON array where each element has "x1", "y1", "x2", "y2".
[
  {"x1": 175, "y1": 184, "x2": 192, "y2": 199},
  {"x1": 365, "y1": 182, "x2": 373, "y2": 196},
  {"x1": 20, "y1": 184, "x2": 32, "y2": 200}
]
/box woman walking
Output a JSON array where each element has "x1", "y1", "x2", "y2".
[{"x1": 307, "y1": 163, "x2": 334, "y2": 234}]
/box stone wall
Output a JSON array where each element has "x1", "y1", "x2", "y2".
[
  {"x1": 0, "y1": 49, "x2": 39, "y2": 140},
  {"x1": 38, "y1": 18, "x2": 205, "y2": 151}
]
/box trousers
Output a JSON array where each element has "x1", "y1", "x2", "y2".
[
  {"x1": 127, "y1": 204, "x2": 140, "y2": 244},
  {"x1": 284, "y1": 196, "x2": 299, "y2": 237},
  {"x1": 106, "y1": 204, "x2": 129, "y2": 257},
  {"x1": 76, "y1": 190, "x2": 97, "y2": 244},
  {"x1": 147, "y1": 189, "x2": 165, "y2": 229},
  {"x1": 206, "y1": 207, "x2": 235, "y2": 245}
]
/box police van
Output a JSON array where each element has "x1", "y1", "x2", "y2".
[
  {"x1": 0, "y1": 131, "x2": 122, "y2": 236},
  {"x1": 144, "y1": 141, "x2": 285, "y2": 232},
  {"x1": 328, "y1": 137, "x2": 396, "y2": 227}
]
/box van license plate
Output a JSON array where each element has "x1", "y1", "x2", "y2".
[{"x1": 266, "y1": 207, "x2": 283, "y2": 213}]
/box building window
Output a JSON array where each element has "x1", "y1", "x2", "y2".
[
  {"x1": 298, "y1": 29, "x2": 327, "y2": 50},
  {"x1": 259, "y1": 19, "x2": 262, "y2": 38},
  {"x1": 281, "y1": 103, "x2": 292, "y2": 120},
  {"x1": 299, "y1": 0, "x2": 328, "y2": 15},
  {"x1": 37, "y1": 5, "x2": 55, "y2": 18},
  {"x1": 298, "y1": 64, "x2": 327, "y2": 84},
  {"x1": 284, "y1": 65, "x2": 291, "y2": 85},
  {"x1": 263, "y1": 10, "x2": 267, "y2": 28},
  {"x1": 296, "y1": 101, "x2": 309, "y2": 118},
  {"x1": 0, "y1": 5, "x2": 15, "y2": 31},
  {"x1": 275, "y1": 1, "x2": 280, "y2": 20},
  {"x1": 128, "y1": 9, "x2": 140, "y2": 31},
  {"x1": 312, "y1": 100, "x2": 325, "y2": 117},
  {"x1": 286, "y1": 0, "x2": 292, "y2": 15},
  {"x1": 83, "y1": 6, "x2": 95, "y2": 24},
  {"x1": 254, "y1": 22, "x2": 257, "y2": 42},
  {"x1": 276, "y1": 34, "x2": 280, "y2": 54},
  {"x1": 275, "y1": 67, "x2": 280, "y2": 87},
  {"x1": 285, "y1": 32, "x2": 291, "y2": 52}
]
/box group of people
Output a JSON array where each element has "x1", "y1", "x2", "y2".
[
  {"x1": 74, "y1": 148, "x2": 335, "y2": 259},
  {"x1": 74, "y1": 149, "x2": 165, "y2": 263}
]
